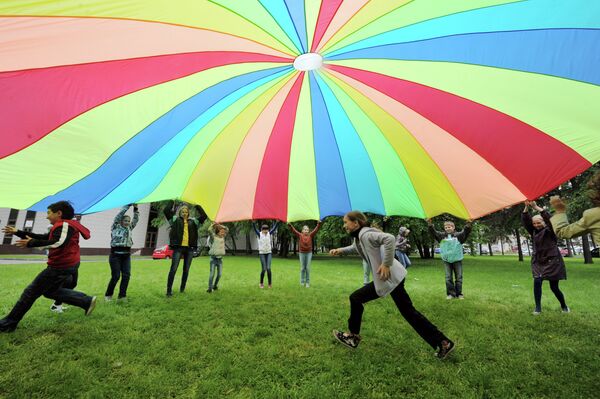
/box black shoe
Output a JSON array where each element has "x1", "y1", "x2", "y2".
[
  {"x1": 180, "y1": 289, "x2": 185, "y2": 293},
  {"x1": 166, "y1": 291, "x2": 173, "y2": 297},
  {"x1": 436, "y1": 340, "x2": 455, "y2": 359},
  {"x1": 0, "y1": 319, "x2": 17, "y2": 333},
  {"x1": 332, "y1": 330, "x2": 361, "y2": 349},
  {"x1": 85, "y1": 296, "x2": 97, "y2": 316},
  {"x1": 213, "y1": 286, "x2": 218, "y2": 291}
]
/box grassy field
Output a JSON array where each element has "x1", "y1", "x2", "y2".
[{"x1": 1, "y1": 255, "x2": 599, "y2": 398}]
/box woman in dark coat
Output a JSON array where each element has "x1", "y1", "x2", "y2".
[{"x1": 521, "y1": 201, "x2": 569, "y2": 315}]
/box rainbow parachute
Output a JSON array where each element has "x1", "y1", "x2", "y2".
[{"x1": 1, "y1": 1, "x2": 599, "y2": 221}]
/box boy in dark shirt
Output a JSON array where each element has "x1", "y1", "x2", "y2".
[{"x1": 0, "y1": 201, "x2": 96, "y2": 332}]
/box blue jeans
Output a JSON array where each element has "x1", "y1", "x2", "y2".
[
  {"x1": 259, "y1": 253, "x2": 272, "y2": 284},
  {"x1": 167, "y1": 247, "x2": 194, "y2": 293},
  {"x1": 299, "y1": 252, "x2": 312, "y2": 284},
  {"x1": 396, "y1": 250, "x2": 411, "y2": 268},
  {"x1": 106, "y1": 253, "x2": 131, "y2": 298},
  {"x1": 209, "y1": 256, "x2": 223, "y2": 289},
  {"x1": 444, "y1": 261, "x2": 463, "y2": 297}
]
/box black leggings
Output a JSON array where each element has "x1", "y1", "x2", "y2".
[{"x1": 534, "y1": 278, "x2": 567, "y2": 311}]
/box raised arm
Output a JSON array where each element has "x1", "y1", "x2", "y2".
[
  {"x1": 456, "y1": 222, "x2": 472, "y2": 244},
  {"x1": 521, "y1": 209, "x2": 534, "y2": 236},
  {"x1": 427, "y1": 222, "x2": 445, "y2": 243},
  {"x1": 252, "y1": 222, "x2": 260, "y2": 236},
  {"x1": 113, "y1": 205, "x2": 129, "y2": 228},
  {"x1": 310, "y1": 222, "x2": 321, "y2": 237},
  {"x1": 269, "y1": 221, "x2": 279, "y2": 235},
  {"x1": 130, "y1": 204, "x2": 140, "y2": 229},
  {"x1": 288, "y1": 224, "x2": 301, "y2": 237},
  {"x1": 163, "y1": 200, "x2": 175, "y2": 223}
]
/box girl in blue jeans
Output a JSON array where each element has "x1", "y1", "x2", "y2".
[
  {"x1": 105, "y1": 204, "x2": 139, "y2": 301},
  {"x1": 207, "y1": 223, "x2": 228, "y2": 293},
  {"x1": 253, "y1": 221, "x2": 278, "y2": 288}
]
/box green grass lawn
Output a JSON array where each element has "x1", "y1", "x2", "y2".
[{"x1": 1, "y1": 255, "x2": 599, "y2": 398}]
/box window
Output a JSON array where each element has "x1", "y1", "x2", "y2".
[
  {"x1": 3, "y1": 208, "x2": 19, "y2": 244},
  {"x1": 145, "y1": 208, "x2": 158, "y2": 248},
  {"x1": 23, "y1": 210, "x2": 36, "y2": 233}
]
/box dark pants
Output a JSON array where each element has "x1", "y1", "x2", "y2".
[
  {"x1": 533, "y1": 278, "x2": 567, "y2": 311},
  {"x1": 444, "y1": 261, "x2": 463, "y2": 296},
  {"x1": 54, "y1": 264, "x2": 79, "y2": 306},
  {"x1": 259, "y1": 253, "x2": 272, "y2": 284},
  {"x1": 167, "y1": 247, "x2": 193, "y2": 293},
  {"x1": 105, "y1": 253, "x2": 132, "y2": 298},
  {"x1": 348, "y1": 281, "x2": 447, "y2": 349},
  {"x1": 1, "y1": 265, "x2": 93, "y2": 327}
]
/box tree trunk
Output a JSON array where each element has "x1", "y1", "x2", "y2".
[
  {"x1": 515, "y1": 229, "x2": 523, "y2": 262},
  {"x1": 479, "y1": 243, "x2": 484, "y2": 256},
  {"x1": 229, "y1": 234, "x2": 237, "y2": 255},
  {"x1": 525, "y1": 240, "x2": 531, "y2": 256},
  {"x1": 500, "y1": 238, "x2": 505, "y2": 255},
  {"x1": 246, "y1": 233, "x2": 252, "y2": 255},
  {"x1": 488, "y1": 243, "x2": 493, "y2": 256},
  {"x1": 583, "y1": 234, "x2": 594, "y2": 264}
]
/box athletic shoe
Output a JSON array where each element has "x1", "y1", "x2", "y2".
[
  {"x1": 117, "y1": 297, "x2": 127, "y2": 303},
  {"x1": 259, "y1": 283, "x2": 264, "y2": 289},
  {"x1": 85, "y1": 296, "x2": 97, "y2": 316},
  {"x1": 562, "y1": 306, "x2": 571, "y2": 313},
  {"x1": 446, "y1": 295, "x2": 454, "y2": 300},
  {"x1": 50, "y1": 304, "x2": 63, "y2": 313},
  {"x1": 332, "y1": 330, "x2": 361, "y2": 349},
  {"x1": 207, "y1": 288, "x2": 212, "y2": 293},
  {"x1": 436, "y1": 340, "x2": 455, "y2": 359},
  {"x1": 104, "y1": 296, "x2": 113, "y2": 302},
  {"x1": 268, "y1": 284, "x2": 272, "y2": 289},
  {"x1": 213, "y1": 286, "x2": 218, "y2": 291},
  {"x1": 305, "y1": 283, "x2": 310, "y2": 288},
  {"x1": 166, "y1": 291, "x2": 173, "y2": 297},
  {"x1": 457, "y1": 295, "x2": 464, "y2": 300},
  {"x1": 0, "y1": 319, "x2": 17, "y2": 333},
  {"x1": 533, "y1": 309, "x2": 541, "y2": 315}
]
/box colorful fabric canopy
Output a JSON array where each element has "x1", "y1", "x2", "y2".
[{"x1": 1, "y1": 0, "x2": 599, "y2": 222}]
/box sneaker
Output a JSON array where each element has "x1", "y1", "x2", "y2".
[
  {"x1": 562, "y1": 306, "x2": 571, "y2": 313},
  {"x1": 104, "y1": 296, "x2": 113, "y2": 302},
  {"x1": 259, "y1": 283, "x2": 264, "y2": 289},
  {"x1": 166, "y1": 291, "x2": 173, "y2": 297},
  {"x1": 50, "y1": 304, "x2": 63, "y2": 313},
  {"x1": 268, "y1": 284, "x2": 272, "y2": 289},
  {"x1": 117, "y1": 297, "x2": 127, "y2": 303},
  {"x1": 0, "y1": 319, "x2": 17, "y2": 333},
  {"x1": 207, "y1": 288, "x2": 212, "y2": 293},
  {"x1": 457, "y1": 295, "x2": 464, "y2": 300},
  {"x1": 305, "y1": 283, "x2": 310, "y2": 288},
  {"x1": 213, "y1": 286, "x2": 218, "y2": 291},
  {"x1": 85, "y1": 296, "x2": 97, "y2": 316},
  {"x1": 436, "y1": 340, "x2": 455, "y2": 359},
  {"x1": 533, "y1": 309, "x2": 541, "y2": 315},
  {"x1": 332, "y1": 330, "x2": 361, "y2": 349},
  {"x1": 446, "y1": 295, "x2": 454, "y2": 300}
]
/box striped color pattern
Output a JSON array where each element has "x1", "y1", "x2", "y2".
[{"x1": 0, "y1": 0, "x2": 599, "y2": 221}]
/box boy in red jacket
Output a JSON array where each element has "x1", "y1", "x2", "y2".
[{"x1": 0, "y1": 201, "x2": 97, "y2": 332}]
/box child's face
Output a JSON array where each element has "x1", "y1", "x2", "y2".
[
  {"x1": 302, "y1": 226, "x2": 310, "y2": 234},
  {"x1": 261, "y1": 227, "x2": 269, "y2": 234},
  {"x1": 404, "y1": 229, "x2": 410, "y2": 236},
  {"x1": 46, "y1": 209, "x2": 62, "y2": 224},
  {"x1": 443, "y1": 223, "x2": 455, "y2": 234},
  {"x1": 121, "y1": 216, "x2": 131, "y2": 228},
  {"x1": 343, "y1": 216, "x2": 360, "y2": 233},
  {"x1": 179, "y1": 206, "x2": 189, "y2": 219},
  {"x1": 217, "y1": 228, "x2": 226, "y2": 238}
]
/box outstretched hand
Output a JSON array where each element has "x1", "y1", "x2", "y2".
[
  {"x1": 15, "y1": 236, "x2": 32, "y2": 248},
  {"x1": 2, "y1": 226, "x2": 17, "y2": 234},
  {"x1": 329, "y1": 249, "x2": 341, "y2": 256},
  {"x1": 550, "y1": 196, "x2": 567, "y2": 213}
]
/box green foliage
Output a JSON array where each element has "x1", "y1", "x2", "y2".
[{"x1": 1, "y1": 256, "x2": 599, "y2": 398}]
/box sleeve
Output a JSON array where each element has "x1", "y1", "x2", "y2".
[
  {"x1": 252, "y1": 223, "x2": 260, "y2": 236},
  {"x1": 289, "y1": 224, "x2": 300, "y2": 237},
  {"x1": 14, "y1": 230, "x2": 50, "y2": 240},
  {"x1": 131, "y1": 207, "x2": 140, "y2": 230},
  {"x1": 366, "y1": 231, "x2": 395, "y2": 267},
  {"x1": 457, "y1": 223, "x2": 472, "y2": 244},
  {"x1": 310, "y1": 222, "x2": 321, "y2": 237},
  {"x1": 27, "y1": 222, "x2": 74, "y2": 249},
  {"x1": 193, "y1": 205, "x2": 208, "y2": 225},
  {"x1": 269, "y1": 221, "x2": 279, "y2": 235},
  {"x1": 428, "y1": 225, "x2": 445, "y2": 243},
  {"x1": 550, "y1": 211, "x2": 592, "y2": 239},
  {"x1": 163, "y1": 200, "x2": 175, "y2": 223},
  {"x1": 541, "y1": 210, "x2": 557, "y2": 239},
  {"x1": 113, "y1": 205, "x2": 129, "y2": 229},
  {"x1": 521, "y1": 211, "x2": 534, "y2": 236},
  {"x1": 338, "y1": 243, "x2": 358, "y2": 255}
]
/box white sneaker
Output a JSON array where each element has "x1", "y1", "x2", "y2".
[
  {"x1": 305, "y1": 283, "x2": 310, "y2": 288},
  {"x1": 104, "y1": 296, "x2": 113, "y2": 302},
  {"x1": 533, "y1": 310, "x2": 541, "y2": 316},
  {"x1": 446, "y1": 295, "x2": 454, "y2": 300},
  {"x1": 457, "y1": 295, "x2": 464, "y2": 300},
  {"x1": 50, "y1": 304, "x2": 63, "y2": 313},
  {"x1": 562, "y1": 306, "x2": 570, "y2": 313}
]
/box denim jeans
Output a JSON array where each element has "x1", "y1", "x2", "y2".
[
  {"x1": 167, "y1": 247, "x2": 194, "y2": 293},
  {"x1": 348, "y1": 281, "x2": 447, "y2": 349},
  {"x1": 299, "y1": 252, "x2": 312, "y2": 284},
  {"x1": 362, "y1": 260, "x2": 371, "y2": 285},
  {"x1": 105, "y1": 253, "x2": 131, "y2": 298},
  {"x1": 444, "y1": 261, "x2": 463, "y2": 296},
  {"x1": 209, "y1": 256, "x2": 223, "y2": 289},
  {"x1": 396, "y1": 250, "x2": 411, "y2": 268},
  {"x1": 259, "y1": 253, "x2": 272, "y2": 284},
  {"x1": 3, "y1": 265, "x2": 93, "y2": 326}
]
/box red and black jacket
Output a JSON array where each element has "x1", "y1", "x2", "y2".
[{"x1": 15, "y1": 219, "x2": 91, "y2": 269}]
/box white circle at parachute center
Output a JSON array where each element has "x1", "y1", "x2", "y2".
[{"x1": 293, "y1": 53, "x2": 323, "y2": 71}]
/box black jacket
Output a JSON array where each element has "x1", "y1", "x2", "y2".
[{"x1": 163, "y1": 201, "x2": 207, "y2": 249}]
